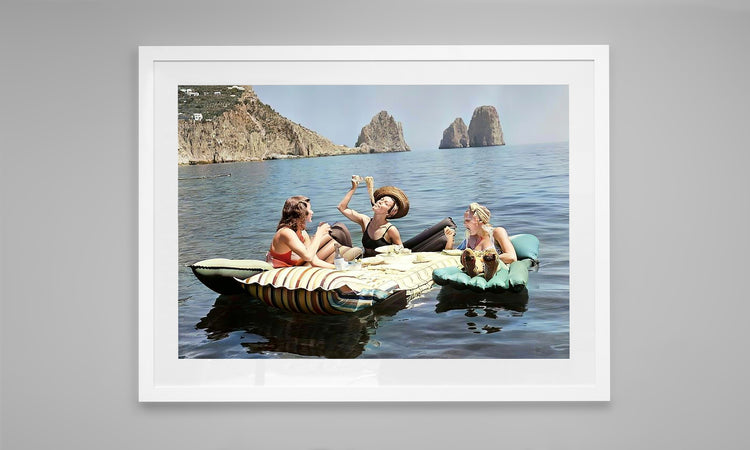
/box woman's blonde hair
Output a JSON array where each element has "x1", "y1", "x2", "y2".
[{"x1": 465, "y1": 202, "x2": 493, "y2": 238}]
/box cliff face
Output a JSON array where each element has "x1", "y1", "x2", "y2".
[
  {"x1": 177, "y1": 87, "x2": 367, "y2": 164},
  {"x1": 355, "y1": 111, "x2": 410, "y2": 152},
  {"x1": 468, "y1": 105, "x2": 505, "y2": 147},
  {"x1": 439, "y1": 118, "x2": 469, "y2": 149}
]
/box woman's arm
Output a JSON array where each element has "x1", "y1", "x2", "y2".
[
  {"x1": 280, "y1": 224, "x2": 333, "y2": 266},
  {"x1": 493, "y1": 227, "x2": 517, "y2": 264},
  {"x1": 337, "y1": 178, "x2": 368, "y2": 228},
  {"x1": 298, "y1": 230, "x2": 336, "y2": 269},
  {"x1": 386, "y1": 225, "x2": 402, "y2": 246},
  {"x1": 443, "y1": 226, "x2": 456, "y2": 249},
  {"x1": 309, "y1": 254, "x2": 335, "y2": 269},
  {"x1": 277, "y1": 228, "x2": 316, "y2": 262}
]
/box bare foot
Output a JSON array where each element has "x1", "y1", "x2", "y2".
[
  {"x1": 461, "y1": 248, "x2": 483, "y2": 277},
  {"x1": 482, "y1": 248, "x2": 500, "y2": 280}
]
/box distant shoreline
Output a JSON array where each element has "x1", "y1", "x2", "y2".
[
  {"x1": 178, "y1": 148, "x2": 410, "y2": 165},
  {"x1": 178, "y1": 141, "x2": 569, "y2": 165}
]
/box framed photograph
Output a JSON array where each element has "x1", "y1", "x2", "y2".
[{"x1": 139, "y1": 45, "x2": 609, "y2": 401}]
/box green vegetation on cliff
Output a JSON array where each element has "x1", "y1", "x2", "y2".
[{"x1": 178, "y1": 85, "x2": 245, "y2": 121}]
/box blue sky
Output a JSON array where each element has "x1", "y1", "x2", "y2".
[{"x1": 252, "y1": 85, "x2": 568, "y2": 150}]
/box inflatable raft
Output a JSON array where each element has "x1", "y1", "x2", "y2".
[
  {"x1": 403, "y1": 217, "x2": 456, "y2": 252},
  {"x1": 236, "y1": 252, "x2": 460, "y2": 314},
  {"x1": 432, "y1": 234, "x2": 539, "y2": 293},
  {"x1": 189, "y1": 258, "x2": 272, "y2": 295},
  {"x1": 189, "y1": 218, "x2": 457, "y2": 296}
]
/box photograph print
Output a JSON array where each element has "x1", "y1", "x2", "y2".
[{"x1": 178, "y1": 84, "x2": 569, "y2": 360}]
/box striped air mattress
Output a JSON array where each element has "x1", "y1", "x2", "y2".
[{"x1": 236, "y1": 252, "x2": 460, "y2": 314}]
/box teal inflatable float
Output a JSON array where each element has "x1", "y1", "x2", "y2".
[{"x1": 432, "y1": 234, "x2": 539, "y2": 293}]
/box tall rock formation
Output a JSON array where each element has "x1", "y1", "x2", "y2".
[
  {"x1": 178, "y1": 87, "x2": 369, "y2": 164},
  {"x1": 468, "y1": 105, "x2": 505, "y2": 147},
  {"x1": 355, "y1": 111, "x2": 410, "y2": 152},
  {"x1": 439, "y1": 118, "x2": 469, "y2": 149}
]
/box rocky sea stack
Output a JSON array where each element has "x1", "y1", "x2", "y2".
[
  {"x1": 355, "y1": 111, "x2": 410, "y2": 152},
  {"x1": 178, "y1": 86, "x2": 370, "y2": 165},
  {"x1": 439, "y1": 118, "x2": 469, "y2": 149},
  {"x1": 468, "y1": 105, "x2": 505, "y2": 147}
]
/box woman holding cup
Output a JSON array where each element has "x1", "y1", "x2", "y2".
[{"x1": 338, "y1": 176, "x2": 409, "y2": 257}]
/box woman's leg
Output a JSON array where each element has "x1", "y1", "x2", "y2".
[
  {"x1": 342, "y1": 246, "x2": 362, "y2": 261},
  {"x1": 316, "y1": 235, "x2": 335, "y2": 262},
  {"x1": 317, "y1": 238, "x2": 362, "y2": 263},
  {"x1": 317, "y1": 222, "x2": 359, "y2": 262}
]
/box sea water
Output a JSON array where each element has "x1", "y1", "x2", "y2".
[{"x1": 178, "y1": 143, "x2": 569, "y2": 358}]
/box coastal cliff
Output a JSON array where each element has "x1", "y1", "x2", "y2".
[
  {"x1": 178, "y1": 86, "x2": 369, "y2": 165},
  {"x1": 355, "y1": 111, "x2": 410, "y2": 152},
  {"x1": 468, "y1": 105, "x2": 505, "y2": 147},
  {"x1": 439, "y1": 118, "x2": 469, "y2": 149}
]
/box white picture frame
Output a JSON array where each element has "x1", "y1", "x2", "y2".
[{"x1": 139, "y1": 45, "x2": 609, "y2": 402}]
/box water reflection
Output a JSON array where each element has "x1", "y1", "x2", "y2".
[
  {"x1": 436, "y1": 287, "x2": 529, "y2": 335},
  {"x1": 434, "y1": 286, "x2": 529, "y2": 314},
  {"x1": 195, "y1": 292, "x2": 407, "y2": 358}
]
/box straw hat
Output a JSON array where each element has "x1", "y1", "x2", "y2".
[{"x1": 373, "y1": 186, "x2": 410, "y2": 219}]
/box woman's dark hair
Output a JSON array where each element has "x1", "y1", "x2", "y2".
[
  {"x1": 382, "y1": 195, "x2": 398, "y2": 218},
  {"x1": 277, "y1": 196, "x2": 310, "y2": 231}
]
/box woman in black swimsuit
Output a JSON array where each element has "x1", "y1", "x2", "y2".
[{"x1": 337, "y1": 176, "x2": 409, "y2": 257}]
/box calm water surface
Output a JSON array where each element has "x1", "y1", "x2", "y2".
[{"x1": 178, "y1": 143, "x2": 569, "y2": 358}]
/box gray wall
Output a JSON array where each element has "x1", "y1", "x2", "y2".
[{"x1": 2, "y1": 1, "x2": 748, "y2": 449}]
